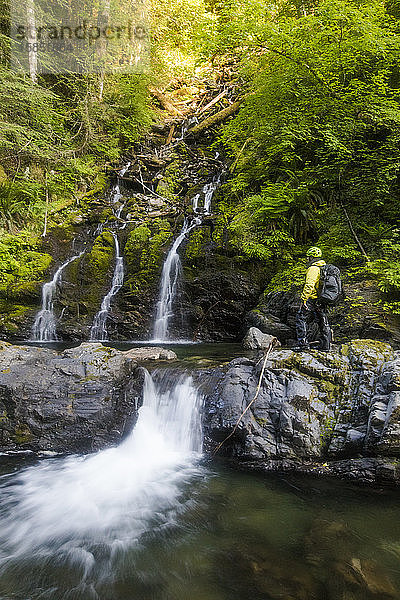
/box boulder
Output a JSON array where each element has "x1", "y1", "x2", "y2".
[
  {"x1": 246, "y1": 310, "x2": 295, "y2": 344},
  {"x1": 0, "y1": 341, "x2": 145, "y2": 454},
  {"x1": 242, "y1": 327, "x2": 280, "y2": 350},
  {"x1": 123, "y1": 347, "x2": 177, "y2": 361},
  {"x1": 203, "y1": 339, "x2": 400, "y2": 484}
]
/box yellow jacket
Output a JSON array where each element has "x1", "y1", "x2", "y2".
[{"x1": 301, "y1": 260, "x2": 326, "y2": 302}]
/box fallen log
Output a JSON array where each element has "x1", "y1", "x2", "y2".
[
  {"x1": 198, "y1": 89, "x2": 228, "y2": 115},
  {"x1": 150, "y1": 88, "x2": 183, "y2": 116},
  {"x1": 189, "y1": 96, "x2": 247, "y2": 136},
  {"x1": 166, "y1": 124, "x2": 175, "y2": 145}
]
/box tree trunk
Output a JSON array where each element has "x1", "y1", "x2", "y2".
[
  {"x1": 97, "y1": 0, "x2": 111, "y2": 100},
  {"x1": 149, "y1": 88, "x2": 183, "y2": 116},
  {"x1": 189, "y1": 97, "x2": 246, "y2": 136},
  {"x1": 26, "y1": 0, "x2": 37, "y2": 83}
]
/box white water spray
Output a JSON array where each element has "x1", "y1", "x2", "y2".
[
  {"x1": 203, "y1": 173, "x2": 220, "y2": 214},
  {"x1": 152, "y1": 217, "x2": 201, "y2": 341},
  {"x1": 90, "y1": 233, "x2": 124, "y2": 341},
  {"x1": 152, "y1": 173, "x2": 222, "y2": 341},
  {"x1": 95, "y1": 162, "x2": 131, "y2": 235},
  {"x1": 31, "y1": 253, "x2": 83, "y2": 342},
  {"x1": 0, "y1": 371, "x2": 204, "y2": 595}
]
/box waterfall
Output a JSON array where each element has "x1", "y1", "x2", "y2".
[
  {"x1": 192, "y1": 193, "x2": 200, "y2": 213},
  {"x1": 175, "y1": 116, "x2": 199, "y2": 142},
  {"x1": 94, "y1": 162, "x2": 131, "y2": 236},
  {"x1": 152, "y1": 217, "x2": 201, "y2": 341},
  {"x1": 203, "y1": 173, "x2": 221, "y2": 214},
  {"x1": 31, "y1": 253, "x2": 83, "y2": 342},
  {"x1": 152, "y1": 172, "x2": 222, "y2": 342},
  {"x1": 90, "y1": 233, "x2": 124, "y2": 341},
  {"x1": 0, "y1": 371, "x2": 204, "y2": 593},
  {"x1": 89, "y1": 163, "x2": 131, "y2": 340},
  {"x1": 111, "y1": 162, "x2": 131, "y2": 218}
]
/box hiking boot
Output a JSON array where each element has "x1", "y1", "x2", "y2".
[{"x1": 292, "y1": 344, "x2": 310, "y2": 352}]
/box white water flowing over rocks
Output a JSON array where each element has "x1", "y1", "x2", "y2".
[
  {"x1": 192, "y1": 175, "x2": 220, "y2": 215},
  {"x1": 0, "y1": 371, "x2": 205, "y2": 597},
  {"x1": 111, "y1": 161, "x2": 131, "y2": 221},
  {"x1": 152, "y1": 217, "x2": 201, "y2": 342},
  {"x1": 203, "y1": 174, "x2": 220, "y2": 214},
  {"x1": 90, "y1": 233, "x2": 124, "y2": 341},
  {"x1": 90, "y1": 162, "x2": 131, "y2": 339},
  {"x1": 31, "y1": 253, "x2": 83, "y2": 342},
  {"x1": 152, "y1": 173, "x2": 222, "y2": 342}
]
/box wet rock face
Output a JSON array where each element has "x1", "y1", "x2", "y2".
[
  {"x1": 203, "y1": 339, "x2": 400, "y2": 483},
  {"x1": 178, "y1": 268, "x2": 263, "y2": 341},
  {"x1": 204, "y1": 350, "x2": 347, "y2": 461},
  {"x1": 0, "y1": 342, "x2": 145, "y2": 454}
]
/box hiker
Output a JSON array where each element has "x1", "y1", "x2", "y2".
[{"x1": 294, "y1": 246, "x2": 332, "y2": 352}]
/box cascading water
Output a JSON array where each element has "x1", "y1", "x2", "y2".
[
  {"x1": 152, "y1": 216, "x2": 201, "y2": 342},
  {"x1": 193, "y1": 175, "x2": 221, "y2": 215},
  {"x1": 111, "y1": 162, "x2": 131, "y2": 221},
  {"x1": 90, "y1": 162, "x2": 132, "y2": 340},
  {"x1": 0, "y1": 370, "x2": 205, "y2": 600},
  {"x1": 31, "y1": 253, "x2": 83, "y2": 342},
  {"x1": 90, "y1": 233, "x2": 124, "y2": 341},
  {"x1": 95, "y1": 162, "x2": 131, "y2": 235},
  {"x1": 152, "y1": 172, "x2": 222, "y2": 342},
  {"x1": 192, "y1": 193, "x2": 200, "y2": 213},
  {"x1": 203, "y1": 173, "x2": 221, "y2": 214},
  {"x1": 175, "y1": 116, "x2": 199, "y2": 142}
]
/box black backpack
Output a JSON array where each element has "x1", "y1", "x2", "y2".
[{"x1": 318, "y1": 264, "x2": 343, "y2": 306}]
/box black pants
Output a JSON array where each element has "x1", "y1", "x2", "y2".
[{"x1": 296, "y1": 299, "x2": 331, "y2": 350}]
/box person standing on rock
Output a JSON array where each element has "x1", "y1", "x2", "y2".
[{"x1": 294, "y1": 246, "x2": 332, "y2": 352}]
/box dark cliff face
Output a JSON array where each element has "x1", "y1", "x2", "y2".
[
  {"x1": 2, "y1": 134, "x2": 267, "y2": 344},
  {"x1": 0, "y1": 342, "x2": 145, "y2": 454},
  {"x1": 203, "y1": 339, "x2": 400, "y2": 485}
]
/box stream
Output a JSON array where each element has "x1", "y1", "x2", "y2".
[{"x1": 0, "y1": 344, "x2": 400, "y2": 599}]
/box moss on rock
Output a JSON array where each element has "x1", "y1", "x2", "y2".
[
  {"x1": 88, "y1": 231, "x2": 115, "y2": 281},
  {"x1": 124, "y1": 219, "x2": 172, "y2": 296},
  {"x1": 124, "y1": 224, "x2": 152, "y2": 272},
  {"x1": 0, "y1": 302, "x2": 32, "y2": 334},
  {"x1": 14, "y1": 423, "x2": 33, "y2": 444}
]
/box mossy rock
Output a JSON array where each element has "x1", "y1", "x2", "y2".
[
  {"x1": 124, "y1": 224, "x2": 151, "y2": 272},
  {"x1": 124, "y1": 219, "x2": 172, "y2": 301},
  {"x1": 14, "y1": 423, "x2": 33, "y2": 444},
  {"x1": 341, "y1": 339, "x2": 394, "y2": 365},
  {"x1": 155, "y1": 160, "x2": 183, "y2": 202},
  {"x1": 0, "y1": 301, "x2": 34, "y2": 333},
  {"x1": 88, "y1": 231, "x2": 115, "y2": 281},
  {"x1": 100, "y1": 208, "x2": 114, "y2": 222},
  {"x1": 6, "y1": 281, "x2": 42, "y2": 301}
]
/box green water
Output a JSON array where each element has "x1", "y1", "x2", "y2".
[
  {"x1": 3, "y1": 342, "x2": 400, "y2": 600},
  {"x1": 0, "y1": 457, "x2": 400, "y2": 600},
  {"x1": 23, "y1": 341, "x2": 248, "y2": 367}
]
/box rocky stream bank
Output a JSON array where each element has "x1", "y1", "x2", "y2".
[
  {"x1": 1, "y1": 337, "x2": 400, "y2": 487},
  {"x1": 0, "y1": 342, "x2": 175, "y2": 454}
]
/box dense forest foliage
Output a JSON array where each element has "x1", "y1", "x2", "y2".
[
  {"x1": 212, "y1": 0, "x2": 400, "y2": 315},
  {"x1": 0, "y1": 0, "x2": 400, "y2": 326}
]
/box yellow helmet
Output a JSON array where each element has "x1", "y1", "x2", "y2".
[{"x1": 306, "y1": 246, "x2": 322, "y2": 258}]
